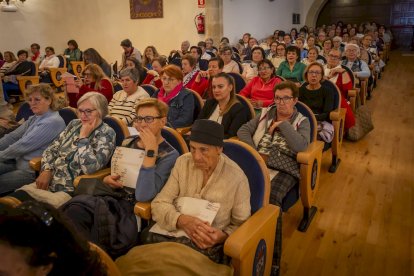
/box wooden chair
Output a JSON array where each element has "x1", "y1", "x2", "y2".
[
  {"x1": 135, "y1": 139, "x2": 280, "y2": 276},
  {"x1": 49, "y1": 55, "x2": 68, "y2": 88},
  {"x1": 176, "y1": 88, "x2": 204, "y2": 135},
  {"x1": 228, "y1": 72, "x2": 247, "y2": 93},
  {"x1": 341, "y1": 65, "x2": 358, "y2": 112},
  {"x1": 324, "y1": 80, "x2": 347, "y2": 173},
  {"x1": 357, "y1": 76, "x2": 368, "y2": 106},
  {"x1": 70, "y1": 61, "x2": 85, "y2": 79},
  {"x1": 16, "y1": 62, "x2": 39, "y2": 99},
  {"x1": 140, "y1": 84, "x2": 159, "y2": 97},
  {"x1": 236, "y1": 94, "x2": 255, "y2": 120},
  {"x1": 277, "y1": 101, "x2": 324, "y2": 231},
  {"x1": 89, "y1": 243, "x2": 122, "y2": 276}
]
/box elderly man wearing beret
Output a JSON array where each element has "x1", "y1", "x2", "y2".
[{"x1": 142, "y1": 119, "x2": 251, "y2": 264}]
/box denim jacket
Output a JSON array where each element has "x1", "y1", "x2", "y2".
[{"x1": 153, "y1": 88, "x2": 194, "y2": 128}]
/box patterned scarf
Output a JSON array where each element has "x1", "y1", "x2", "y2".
[
  {"x1": 157, "y1": 83, "x2": 183, "y2": 104},
  {"x1": 183, "y1": 69, "x2": 198, "y2": 87}
]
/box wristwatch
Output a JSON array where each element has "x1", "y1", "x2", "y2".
[{"x1": 146, "y1": 150, "x2": 157, "y2": 158}]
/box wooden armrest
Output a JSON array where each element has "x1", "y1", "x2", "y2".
[
  {"x1": 73, "y1": 168, "x2": 111, "y2": 188},
  {"x1": 48, "y1": 68, "x2": 67, "y2": 74},
  {"x1": 224, "y1": 205, "x2": 279, "y2": 276},
  {"x1": 0, "y1": 196, "x2": 22, "y2": 208},
  {"x1": 348, "y1": 89, "x2": 357, "y2": 98},
  {"x1": 29, "y1": 157, "x2": 42, "y2": 172},
  {"x1": 134, "y1": 202, "x2": 152, "y2": 220},
  {"x1": 297, "y1": 141, "x2": 324, "y2": 165},
  {"x1": 176, "y1": 127, "x2": 191, "y2": 136},
  {"x1": 330, "y1": 107, "x2": 346, "y2": 122},
  {"x1": 16, "y1": 75, "x2": 39, "y2": 82}
]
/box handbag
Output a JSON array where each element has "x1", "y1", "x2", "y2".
[
  {"x1": 266, "y1": 146, "x2": 300, "y2": 179},
  {"x1": 346, "y1": 105, "x2": 374, "y2": 141}
]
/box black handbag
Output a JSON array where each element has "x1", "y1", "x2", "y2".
[
  {"x1": 74, "y1": 178, "x2": 134, "y2": 203},
  {"x1": 266, "y1": 146, "x2": 300, "y2": 179}
]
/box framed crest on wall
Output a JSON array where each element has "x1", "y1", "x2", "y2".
[{"x1": 130, "y1": 0, "x2": 163, "y2": 19}]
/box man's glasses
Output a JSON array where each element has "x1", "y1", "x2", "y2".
[
  {"x1": 77, "y1": 109, "x2": 96, "y2": 116},
  {"x1": 134, "y1": 116, "x2": 162, "y2": 124},
  {"x1": 275, "y1": 96, "x2": 294, "y2": 104}
]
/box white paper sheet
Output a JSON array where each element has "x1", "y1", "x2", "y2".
[{"x1": 111, "y1": 146, "x2": 145, "y2": 189}]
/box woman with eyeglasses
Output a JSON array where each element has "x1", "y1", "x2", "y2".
[
  {"x1": 324, "y1": 49, "x2": 356, "y2": 131},
  {"x1": 299, "y1": 62, "x2": 335, "y2": 138},
  {"x1": 0, "y1": 84, "x2": 65, "y2": 195},
  {"x1": 108, "y1": 68, "x2": 149, "y2": 126},
  {"x1": 68, "y1": 63, "x2": 113, "y2": 108},
  {"x1": 267, "y1": 42, "x2": 286, "y2": 70},
  {"x1": 62, "y1": 98, "x2": 179, "y2": 256},
  {"x1": 239, "y1": 59, "x2": 282, "y2": 108},
  {"x1": 152, "y1": 65, "x2": 194, "y2": 129},
  {"x1": 0, "y1": 201, "x2": 108, "y2": 275},
  {"x1": 238, "y1": 81, "x2": 310, "y2": 207},
  {"x1": 5, "y1": 92, "x2": 115, "y2": 207}
]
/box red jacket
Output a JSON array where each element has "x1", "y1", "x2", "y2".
[
  {"x1": 239, "y1": 76, "x2": 282, "y2": 107},
  {"x1": 68, "y1": 79, "x2": 113, "y2": 107}
]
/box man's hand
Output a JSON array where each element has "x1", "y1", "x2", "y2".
[
  {"x1": 36, "y1": 170, "x2": 53, "y2": 190},
  {"x1": 103, "y1": 174, "x2": 123, "y2": 188}
]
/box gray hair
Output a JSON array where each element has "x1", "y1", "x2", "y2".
[
  {"x1": 344, "y1": 43, "x2": 360, "y2": 56},
  {"x1": 77, "y1": 92, "x2": 108, "y2": 118},
  {"x1": 333, "y1": 36, "x2": 342, "y2": 42},
  {"x1": 119, "y1": 68, "x2": 140, "y2": 83}
]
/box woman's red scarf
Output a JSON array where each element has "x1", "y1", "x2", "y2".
[{"x1": 157, "y1": 83, "x2": 183, "y2": 104}]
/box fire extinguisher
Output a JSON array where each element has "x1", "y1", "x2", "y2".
[{"x1": 194, "y1": 13, "x2": 205, "y2": 34}]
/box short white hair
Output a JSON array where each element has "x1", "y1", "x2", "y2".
[
  {"x1": 333, "y1": 36, "x2": 342, "y2": 42},
  {"x1": 345, "y1": 43, "x2": 360, "y2": 56},
  {"x1": 77, "y1": 92, "x2": 109, "y2": 118}
]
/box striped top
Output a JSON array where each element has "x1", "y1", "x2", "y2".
[{"x1": 108, "y1": 87, "x2": 150, "y2": 126}]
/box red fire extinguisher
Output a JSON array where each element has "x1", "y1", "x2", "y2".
[{"x1": 194, "y1": 13, "x2": 205, "y2": 34}]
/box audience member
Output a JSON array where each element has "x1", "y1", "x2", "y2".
[
  {"x1": 120, "y1": 39, "x2": 142, "y2": 70},
  {"x1": 63, "y1": 39, "x2": 82, "y2": 73},
  {"x1": 191, "y1": 57, "x2": 223, "y2": 98},
  {"x1": 29, "y1": 43, "x2": 42, "y2": 65},
  {"x1": 181, "y1": 54, "x2": 200, "y2": 89},
  {"x1": 142, "y1": 46, "x2": 160, "y2": 70},
  {"x1": 220, "y1": 46, "x2": 240, "y2": 74},
  {"x1": 142, "y1": 56, "x2": 167, "y2": 88},
  {"x1": 83, "y1": 48, "x2": 111, "y2": 77},
  {"x1": 0, "y1": 51, "x2": 17, "y2": 76},
  {"x1": 276, "y1": 46, "x2": 306, "y2": 84},
  {"x1": 39, "y1": 47, "x2": 60, "y2": 83},
  {"x1": 242, "y1": 46, "x2": 265, "y2": 82}
]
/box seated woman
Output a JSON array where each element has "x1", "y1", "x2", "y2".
[
  {"x1": 152, "y1": 65, "x2": 194, "y2": 129},
  {"x1": 62, "y1": 98, "x2": 179, "y2": 257},
  {"x1": 299, "y1": 62, "x2": 335, "y2": 142},
  {"x1": 2, "y1": 50, "x2": 33, "y2": 102},
  {"x1": 242, "y1": 46, "x2": 265, "y2": 82},
  {"x1": 276, "y1": 45, "x2": 306, "y2": 85},
  {"x1": 0, "y1": 51, "x2": 17, "y2": 76},
  {"x1": 142, "y1": 46, "x2": 160, "y2": 70},
  {"x1": 181, "y1": 54, "x2": 200, "y2": 89},
  {"x1": 320, "y1": 38, "x2": 333, "y2": 59},
  {"x1": 0, "y1": 201, "x2": 107, "y2": 275},
  {"x1": 134, "y1": 119, "x2": 250, "y2": 265},
  {"x1": 125, "y1": 57, "x2": 147, "y2": 85},
  {"x1": 267, "y1": 42, "x2": 286, "y2": 70},
  {"x1": 5, "y1": 92, "x2": 116, "y2": 207},
  {"x1": 68, "y1": 64, "x2": 113, "y2": 107},
  {"x1": 0, "y1": 84, "x2": 66, "y2": 195},
  {"x1": 83, "y1": 48, "x2": 111, "y2": 77},
  {"x1": 198, "y1": 73, "x2": 250, "y2": 138},
  {"x1": 39, "y1": 47, "x2": 60, "y2": 83},
  {"x1": 324, "y1": 49, "x2": 356, "y2": 131},
  {"x1": 191, "y1": 57, "x2": 224, "y2": 98},
  {"x1": 109, "y1": 68, "x2": 149, "y2": 126},
  {"x1": 219, "y1": 45, "x2": 240, "y2": 74},
  {"x1": 239, "y1": 59, "x2": 282, "y2": 108},
  {"x1": 301, "y1": 47, "x2": 322, "y2": 66},
  {"x1": 142, "y1": 56, "x2": 167, "y2": 88},
  {"x1": 63, "y1": 39, "x2": 82, "y2": 73},
  {"x1": 237, "y1": 81, "x2": 310, "y2": 207}
]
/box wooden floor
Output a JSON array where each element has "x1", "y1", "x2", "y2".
[{"x1": 281, "y1": 51, "x2": 414, "y2": 276}]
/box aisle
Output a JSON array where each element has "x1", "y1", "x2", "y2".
[{"x1": 281, "y1": 51, "x2": 414, "y2": 276}]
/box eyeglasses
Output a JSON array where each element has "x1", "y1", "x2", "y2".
[
  {"x1": 308, "y1": 71, "x2": 322, "y2": 75},
  {"x1": 328, "y1": 55, "x2": 340, "y2": 59},
  {"x1": 77, "y1": 109, "x2": 96, "y2": 116},
  {"x1": 275, "y1": 96, "x2": 294, "y2": 103},
  {"x1": 134, "y1": 116, "x2": 162, "y2": 124},
  {"x1": 161, "y1": 77, "x2": 177, "y2": 83},
  {"x1": 258, "y1": 67, "x2": 271, "y2": 72}
]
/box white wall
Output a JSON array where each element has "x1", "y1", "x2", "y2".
[
  {"x1": 223, "y1": 0, "x2": 302, "y2": 44},
  {"x1": 0, "y1": 0, "x2": 206, "y2": 64}
]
